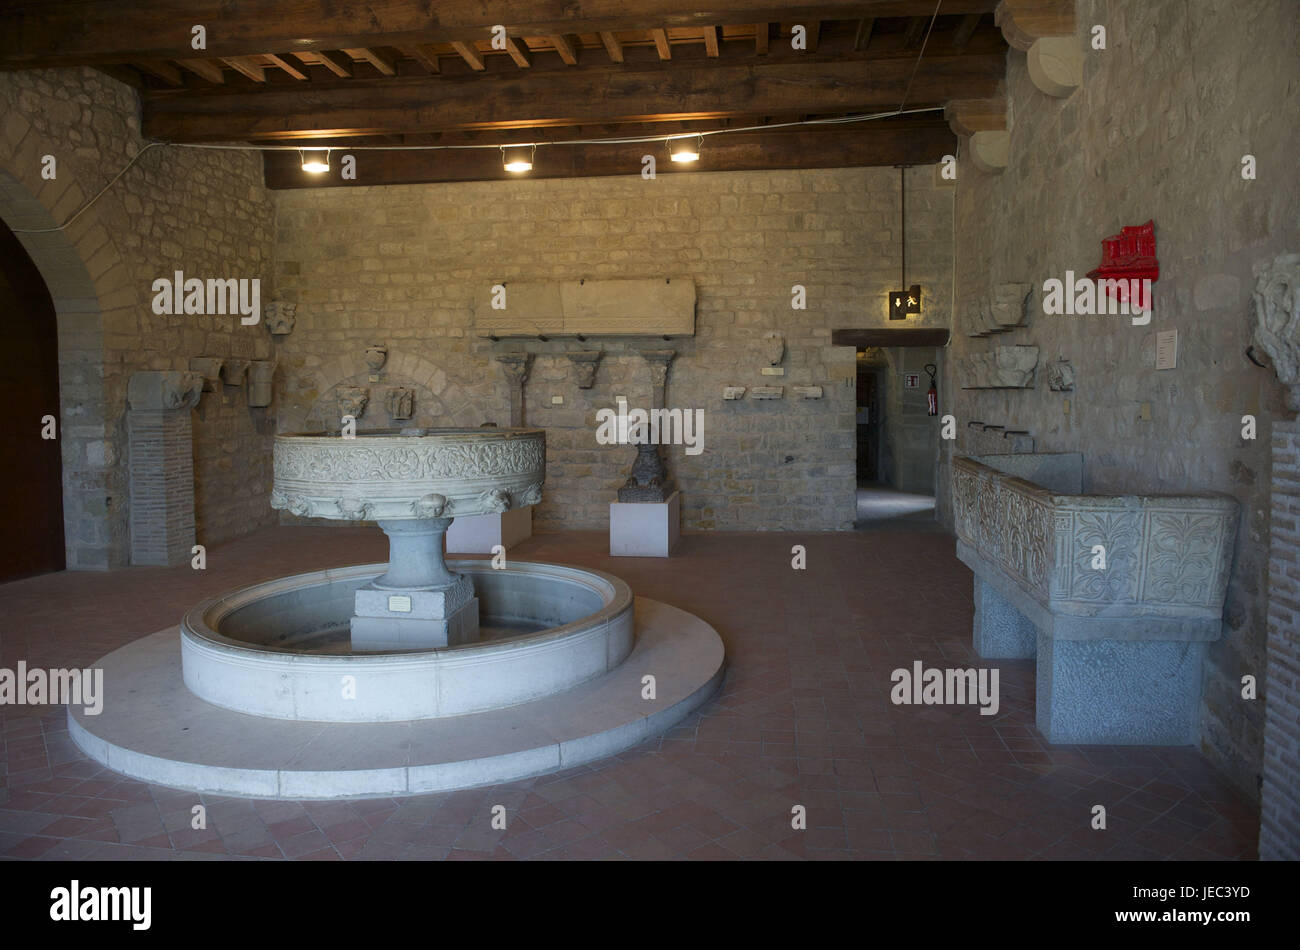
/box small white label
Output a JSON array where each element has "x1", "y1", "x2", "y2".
[
  {"x1": 761, "y1": 367, "x2": 785, "y2": 376},
  {"x1": 1155, "y1": 330, "x2": 1177, "y2": 370},
  {"x1": 551, "y1": 395, "x2": 564, "y2": 405},
  {"x1": 388, "y1": 595, "x2": 412, "y2": 613}
]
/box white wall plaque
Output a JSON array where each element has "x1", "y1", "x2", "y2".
[
  {"x1": 388, "y1": 595, "x2": 412, "y2": 613},
  {"x1": 1155, "y1": 330, "x2": 1178, "y2": 370}
]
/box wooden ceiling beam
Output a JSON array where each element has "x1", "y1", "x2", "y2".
[
  {"x1": 144, "y1": 52, "x2": 1005, "y2": 142},
  {"x1": 703, "y1": 26, "x2": 721, "y2": 57},
  {"x1": 133, "y1": 59, "x2": 183, "y2": 85},
  {"x1": 953, "y1": 13, "x2": 983, "y2": 48},
  {"x1": 995, "y1": 0, "x2": 1075, "y2": 51},
  {"x1": 598, "y1": 31, "x2": 624, "y2": 63},
  {"x1": 549, "y1": 34, "x2": 579, "y2": 65},
  {"x1": 449, "y1": 40, "x2": 486, "y2": 71},
  {"x1": 264, "y1": 54, "x2": 308, "y2": 80},
  {"x1": 398, "y1": 46, "x2": 440, "y2": 74},
  {"x1": 221, "y1": 57, "x2": 265, "y2": 83},
  {"x1": 0, "y1": 1, "x2": 1000, "y2": 67},
  {"x1": 263, "y1": 119, "x2": 957, "y2": 188},
  {"x1": 344, "y1": 47, "x2": 397, "y2": 76},
  {"x1": 306, "y1": 50, "x2": 354, "y2": 77},
  {"x1": 505, "y1": 38, "x2": 533, "y2": 68},
  {"x1": 903, "y1": 16, "x2": 928, "y2": 48},
  {"x1": 943, "y1": 97, "x2": 1006, "y2": 136},
  {"x1": 804, "y1": 21, "x2": 821, "y2": 52},
  {"x1": 176, "y1": 58, "x2": 225, "y2": 84},
  {"x1": 650, "y1": 29, "x2": 672, "y2": 60},
  {"x1": 854, "y1": 18, "x2": 875, "y2": 51}
]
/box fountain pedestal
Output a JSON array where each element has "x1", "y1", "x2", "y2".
[{"x1": 351, "y1": 518, "x2": 480, "y2": 651}]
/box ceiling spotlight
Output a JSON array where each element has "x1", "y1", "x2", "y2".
[
  {"x1": 299, "y1": 148, "x2": 330, "y2": 173},
  {"x1": 670, "y1": 135, "x2": 702, "y2": 163},
  {"x1": 502, "y1": 145, "x2": 535, "y2": 173},
  {"x1": 669, "y1": 135, "x2": 702, "y2": 163}
]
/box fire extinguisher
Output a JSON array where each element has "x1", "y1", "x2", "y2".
[{"x1": 925, "y1": 363, "x2": 939, "y2": 417}]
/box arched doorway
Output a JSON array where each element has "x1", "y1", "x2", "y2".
[{"x1": 0, "y1": 216, "x2": 64, "y2": 579}]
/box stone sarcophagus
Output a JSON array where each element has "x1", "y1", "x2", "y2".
[{"x1": 953, "y1": 453, "x2": 1238, "y2": 744}]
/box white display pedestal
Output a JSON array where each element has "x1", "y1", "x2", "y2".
[
  {"x1": 445, "y1": 506, "x2": 533, "y2": 554},
  {"x1": 609, "y1": 492, "x2": 680, "y2": 557}
]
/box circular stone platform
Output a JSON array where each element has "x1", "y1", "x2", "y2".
[
  {"x1": 68, "y1": 598, "x2": 724, "y2": 800},
  {"x1": 181, "y1": 560, "x2": 635, "y2": 722}
]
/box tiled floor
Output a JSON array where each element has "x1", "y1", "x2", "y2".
[{"x1": 0, "y1": 526, "x2": 1259, "y2": 860}]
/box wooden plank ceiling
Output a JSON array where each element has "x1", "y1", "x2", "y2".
[{"x1": 0, "y1": 1, "x2": 1009, "y2": 188}]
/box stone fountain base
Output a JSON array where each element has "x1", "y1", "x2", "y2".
[{"x1": 68, "y1": 598, "x2": 723, "y2": 799}]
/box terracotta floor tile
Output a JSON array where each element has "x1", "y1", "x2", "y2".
[{"x1": 0, "y1": 526, "x2": 1258, "y2": 862}]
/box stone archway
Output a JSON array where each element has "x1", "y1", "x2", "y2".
[
  {"x1": 278, "y1": 348, "x2": 503, "y2": 434},
  {"x1": 0, "y1": 119, "x2": 135, "y2": 570}
]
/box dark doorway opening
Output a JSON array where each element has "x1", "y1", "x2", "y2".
[
  {"x1": 0, "y1": 217, "x2": 66, "y2": 581},
  {"x1": 851, "y1": 343, "x2": 941, "y2": 529}
]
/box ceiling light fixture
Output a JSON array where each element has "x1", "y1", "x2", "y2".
[
  {"x1": 299, "y1": 148, "x2": 330, "y2": 173},
  {"x1": 502, "y1": 144, "x2": 535, "y2": 173},
  {"x1": 668, "y1": 135, "x2": 702, "y2": 163}
]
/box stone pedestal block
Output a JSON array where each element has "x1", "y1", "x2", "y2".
[
  {"x1": 610, "y1": 492, "x2": 680, "y2": 557},
  {"x1": 973, "y1": 576, "x2": 1037, "y2": 659},
  {"x1": 1036, "y1": 633, "x2": 1204, "y2": 744},
  {"x1": 446, "y1": 507, "x2": 532, "y2": 554},
  {"x1": 351, "y1": 573, "x2": 480, "y2": 651}
]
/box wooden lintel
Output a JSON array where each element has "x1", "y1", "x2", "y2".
[{"x1": 832, "y1": 328, "x2": 951, "y2": 348}]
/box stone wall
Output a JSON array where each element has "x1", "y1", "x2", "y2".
[
  {"x1": 0, "y1": 68, "x2": 278, "y2": 566},
  {"x1": 273, "y1": 164, "x2": 952, "y2": 531},
  {"x1": 944, "y1": 0, "x2": 1300, "y2": 800},
  {"x1": 1263, "y1": 421, "x2": 1300, "y2": 858}
]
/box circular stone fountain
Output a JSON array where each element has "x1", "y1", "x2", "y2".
[{"x1": 69, "y1": 427, "x2": 724, "y2": 799}]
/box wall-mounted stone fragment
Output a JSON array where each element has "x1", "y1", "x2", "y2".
[
  {"x1": 566, "y1": 350, "x2": 603, "y2": 389},
  {"x1": 1047, "y1": 358, "x2": 1075, "y2": 392},
  {"x1": 188, "y1": 357, "x2": 224, "y2": 392},
  {"x1": 793, "y1": 385, "x2": 824, "y2": 399},
  {"x1": 751, "y1": 386, "x2": 784, "y2": 400}
]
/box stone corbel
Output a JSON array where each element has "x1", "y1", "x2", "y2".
[
  {"x1": 221, "y1": 358, "x2": 250, "y2": 387},
  {"x1": 249, "y1": 360, "x2": 276, "y2": 407},
  {"x1": 994, "y1": 0, "x2": 1076, "y2": 52},
  {"x1": 970, "y1": 131, "x2": 1010, "y2": 173},
  {"x1": 945, "y1": 98, "x2": 1009, "y2": 175},
  {"x1": 188, "y1": 357, "x2": 224, "y2": 392},
  {"x1": 566, "y1": 350, "x2": 603, "y2": 389},
  {"x1": 496, "y1": 353, "x2": 533, "y2": 426},
  {"x1": 1027, "y1": 36, "x2": 1083, "y2": 98},
  {"x1": 127, "y1": 370, "x2": 204, "y2": 412}
]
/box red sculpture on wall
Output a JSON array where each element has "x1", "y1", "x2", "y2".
[{"x1": 1087, "y1": 219, "x2": 1158, "y2": 313}]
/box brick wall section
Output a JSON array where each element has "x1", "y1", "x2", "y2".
[
  {"x1": 273, "y1": 165, "x2": 952, "y2": 531},
  {"x1": 0, "y1": 68, "x2": 279, "y2": 566},
  {"x1": 943, "y1": 0, "x2": 1300, "y2": 803},
  {"x1": 1262, "y1": 422, "x2": 1300, "y2": 858},
  {"x1": 127, "y1": 410, "x2": 195, "y2": 566}
]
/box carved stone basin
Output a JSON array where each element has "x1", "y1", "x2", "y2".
[
  {"x1": 270, "y1": 427, "x2": 546, "y2": 651},
  {"x1": 270, "y1": 427, "x2": 545, "y2": 523}
]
